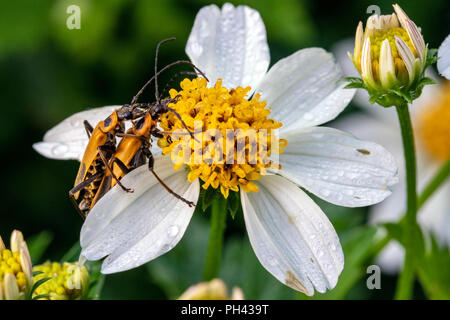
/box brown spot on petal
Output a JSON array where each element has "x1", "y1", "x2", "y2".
[
  {"x1": 357, "y1": 149, "x2": 371, "y2": 155},
  {"x1": 285, "y1": 270, "x2": 311, "y2": 295},
  {"x1": 287, "y1": 215, "x2": 296, "y2": 225}
]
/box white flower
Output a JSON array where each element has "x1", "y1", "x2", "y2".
[
  {"x1": 437, "y1": 34, "x2": 450, "y2": 79},
  {"x1": 333, "y1": 39, "x2": 450, "y2": 273},
  {"x1": 34, "y1": 3, "x2": 399, "y2": 295}
]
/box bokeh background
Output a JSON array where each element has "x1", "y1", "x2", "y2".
[{"x1": 0, "y1": 0, "x2": 448, "y2": 299}]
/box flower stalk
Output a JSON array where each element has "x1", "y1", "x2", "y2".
[
  {"x1": 203, "y1": 196, "x2": 227, "y2": 281},
  {"x1": 394, "y1": 103, "x2": 418, "y2": 300}
]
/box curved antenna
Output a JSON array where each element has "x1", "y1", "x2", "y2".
[
  {"x1": 154, "y1": 37, "x2": 176, "y2": 105},
  {"x1": 161, "y1": 71, "x2": 197, "y2": 98},
  {"x1": 131, "y1": 60, "x2": 209, "y2": 105}
]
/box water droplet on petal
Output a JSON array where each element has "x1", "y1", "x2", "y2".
[
  {"x1": 303, "y1": 112, "x2": 314, "y2": 120},
  {"x1": 267, "y1": 255, "x2": 277, "y2": 266},
  {"x1": 70, "y1": 120, "x2": 80, "y2": 127},
  {"x1": 167, "y1": 225, "x2": 179, "y2": 237},
  {"x1": 52, "y1": 144, "x2": 68, "y2": 155}
]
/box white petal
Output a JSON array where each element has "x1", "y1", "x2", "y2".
[
  {"x1": 241, "y1": 175, "x2": 344, "y2": 295},
  {"x1": 276, "y1": 127, "x2": 399, "y2": 207},
  {"x1": 256, "y1": 48, "x2": 355, "y2": 132},
  {"x1": 33, "y1": 106, "x2": 119, "y2": 161},
  {"x1": 80, "y1": 156, "x2": 199, "y2": 274},
  {"x1": 186, "y1": 3, "x2": 270, "y2": 91},
  {"x1": 437, "y1": 34, "x2": 450, "y2": 79}
]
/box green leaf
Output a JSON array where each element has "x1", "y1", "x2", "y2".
[
  {"x1": 87, "y1": 274, "x2": 106, "y2": 300},
  {"x1": 29, "y1": 277, "x2": 52, "y2": 298},
  {"x1": 416, "y1": 234, "x2": 450, "y2": 299},
  {"x1": 26, "y1": 231, "x2": 53, "y2": 264},
  {"x1": 85, "y1": 260, "x2": 105, "y2": 300},
  {"x1": 60, "y1": 241, "x2": 82, "y2": 263},
  {"x1": 32, "y1": 270, "x2": 44, "y2": 277}
]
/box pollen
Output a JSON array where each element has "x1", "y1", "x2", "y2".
[
  {"x1": 158, "y1": 77, "x2": 286, "y2": 199},
  {"x1": 369, "y1": 27, "x2": 415, "y2": 81},
  {"x1": 33, "y1": 261, "x2": 88, "y2": 300},
  {"x1": 417, "y1": 83, "x2": 450, "y2": 162},
  {"x1": 0, "y1": 249, "x2": 27, "y2": 290}
]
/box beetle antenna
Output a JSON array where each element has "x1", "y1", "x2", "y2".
[
  {"x1": 131, "y1": 60, "x2": 208, "y2": 106},
  {"x1": 154, "y1": 37, "x2": 176, "y2": 105}
]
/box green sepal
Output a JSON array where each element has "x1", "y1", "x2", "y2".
[
  {"x1": 425, "y1": 48, "x2": 438, "y2": 69},
  {"x1": 343, "y1": 77, "x2": 366, "y2": 89},
  {"x1": 226, "y1": 191, "x2": 241, "y2": 219},
  {"x1": 202, "y1": 187, "x2": 220, "y2": 212}
]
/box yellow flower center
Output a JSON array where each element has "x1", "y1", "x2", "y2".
[
  {"x1": 369, "y1": 27, "x2": 416, "y2": 82},
  {"x1": 417, "y1": 83, "x2": 450, "y2": 162},
  {"x1": 0, "y1": 249, "x2": 27, "y2": 290},
  {"x1": 33, "y1": 261, "x2": 88, "y2": 300},
  {"x1": 158, "y1": 77, "x2": 286, "y2": 199}
]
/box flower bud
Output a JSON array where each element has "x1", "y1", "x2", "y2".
[
  {"x1": 178, "y1": 278, "x2": 244, "y2": 300},
  {"x1": 33, "y1": 261, "x2": 90, "y2": 300},
  {"x1": 0, "y1": 230, "x2": 33, "y2": 300},
  {"x1": 347, "y1": 4, "x2": 434, "y2": 107}
]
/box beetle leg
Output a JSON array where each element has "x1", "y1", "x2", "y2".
[
  {"x1": 111, "y1": 158, "x2": 131, "y2": 175},
  {"x1": 97, "y1": 147, "x2": 133, "y2": 193},
  {"x1": 165, "y1": 106, "x2": 201, "y2": 143},
  {"x1": 150, "y1": 128, "x2": 164, "y2": 139},
  {"x1": 69, "y1": 171, "x2": 104, "y2": 219},
  {"x1": 115, "y1": 132, "x2": 148, "y2": 142},
  {"x1": 145, "y1": 150, "x2": 195, "y2": 207},
  {"x1": 84, "y1": 120, "x2": 94, "y2": 138}
]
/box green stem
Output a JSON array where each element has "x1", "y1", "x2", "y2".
[
  {"x1": 372, "y1": 157, "x2": 450, "y2": 260},
  {"x1": 203, "y1": 196, "x2": 227, "y2": 281},
  {"x1": 394, "y1": 104, "x2": 418, "y2": 300}
]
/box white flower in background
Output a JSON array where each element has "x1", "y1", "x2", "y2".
[
  {"x1": 333, "y1": 39, "x2": 450, "y2": 273},
  {"x1": 34, "y1": 3, "x2": 399, "y2": 295},
  {"x1": 437, "y1": 34, "x2": 450, "y2": 79}
]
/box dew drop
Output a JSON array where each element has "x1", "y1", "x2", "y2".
[
  {"x1": 320, "y1": 189, "x2": 331, "y2": 197},
  {"x1": 267, "y1": 255, "x2": 277, "y2": 266},
  {"x1": 303, "y1": 112, "x2": 314, "y2": 120},
  {"x1": 316, "y1": 250, "x2": 324, "y2": 257},
  {"x1": 51, "y1": 144, "x2": 68, "y2": 155},
  {"x1": 167, "y1": 225, "x2": 179, "y2": 237},
  {"x1": 70, "y1": 120, "x2": 80, "y2": 127}
]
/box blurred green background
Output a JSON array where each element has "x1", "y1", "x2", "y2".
[{"x1": 0, "y1": 0, "x2": 448, "y2": 299}]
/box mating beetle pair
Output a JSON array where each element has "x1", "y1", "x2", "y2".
[{"x1": 70, "y1": 38, "x2": 207, "y2": 218}]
